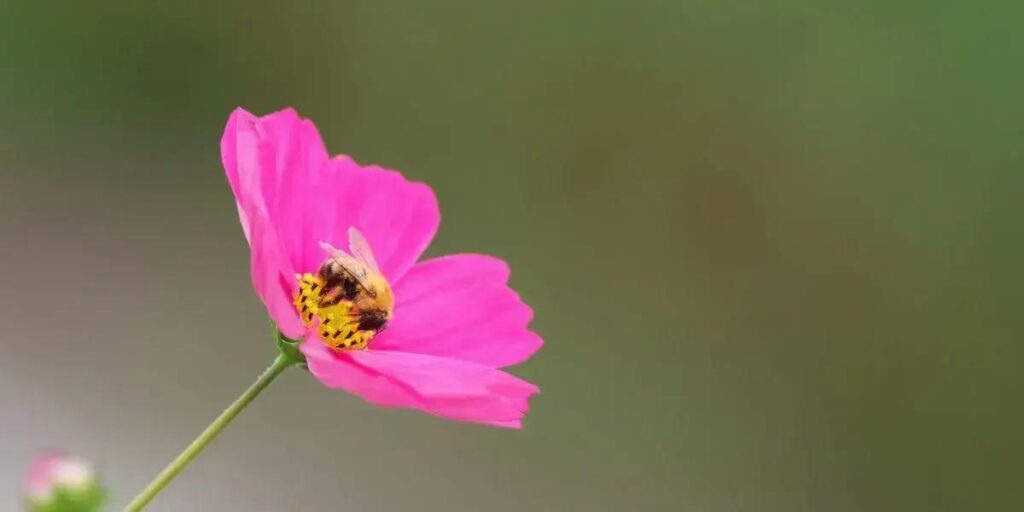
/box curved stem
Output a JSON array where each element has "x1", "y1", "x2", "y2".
[{"x1": 121, "y1": 352, "x2": 296, "y2": 511}]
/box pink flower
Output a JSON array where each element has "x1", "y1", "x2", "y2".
[
  {"x1": 221, "y1": 107, "x2": 542, "y2": 428},
  {"x1": 24, "y1": 451, "x2": 104, "y2": 510}
]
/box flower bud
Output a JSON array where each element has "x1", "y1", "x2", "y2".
[{"x1": 24, "y1": 452, "x2": 105, "y2": 512}]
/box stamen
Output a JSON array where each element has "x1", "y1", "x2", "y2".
[{"x1": 294, "y1": 273, "x2": 375, "y2": 351}]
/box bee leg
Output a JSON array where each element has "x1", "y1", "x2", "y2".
[{"x1": 318, "y1": 291, "x2": 343, "y2": 308}]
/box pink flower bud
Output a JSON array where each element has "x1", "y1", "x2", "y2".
[{"x1": 24, "y1": 452, "x2": 104, "y2": 512}]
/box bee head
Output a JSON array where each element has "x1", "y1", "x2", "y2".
[{"x1": 358, "y1": 309, "x2": 390, "y2": 332}]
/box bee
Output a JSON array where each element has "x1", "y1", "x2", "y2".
[{"x1": 295, "y1": 227, "x2": 394, "y2": 350}]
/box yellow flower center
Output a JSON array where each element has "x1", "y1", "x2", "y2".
[{"x1": 294, "y1": 273, "x2": 375, "y2": 350}]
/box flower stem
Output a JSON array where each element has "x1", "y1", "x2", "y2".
[{"x1": 121, "y1": 351, "x2": 299, "y2": 511}]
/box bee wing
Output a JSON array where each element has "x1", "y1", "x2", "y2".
[
  {"x1": 318, "y1": 240, "x2": 373, "y2": 291},
  {"x1": 347, "y1": 227, "x2": 382, "y2": 275}
]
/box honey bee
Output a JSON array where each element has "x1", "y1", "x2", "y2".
[{"x1": 295, "y1": 227, "x2": 394, "y2": 350}]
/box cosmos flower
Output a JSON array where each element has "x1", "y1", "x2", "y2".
[
  {"x1": 24, "y1": 452, "x2": 105, "y2": 512},
  {"x1": 221, "y1": 107, "x2": 542, "y2": 428}
]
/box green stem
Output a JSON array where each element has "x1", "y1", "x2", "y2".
[{"x1": 121, "y1": 351, "x2": 298, "y2": 511}]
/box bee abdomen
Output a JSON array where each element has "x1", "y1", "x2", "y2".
[{"x1": 317, "y1": 263, "x2": 361, "y2": 307}]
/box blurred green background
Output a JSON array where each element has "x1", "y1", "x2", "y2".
[{"x1": 1, "y1": 2, "x2": 1021, "y2": 511}]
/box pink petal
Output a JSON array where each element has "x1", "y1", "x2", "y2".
[
  {"x1": 222, "y1": 108, "x2": 283, "y2": 238},
  {"x1": 220, "y1": 107, "x2": 330, "y2": 271},
  {"x1": 318, "y1": 158, "x2": 439, "y2": 282},
  {"x1": 249, "y1": 212, "x2": 305, "y2": 339},
  {"x1": 302, "y1": 339, "x2": 539, "y2": 428},
  {"x1": 221, "y1": 107, "x2": 335, "y2": 338},
  {"x1": 260, "y1": 115, "x2": 331, "y2": 273},
  {"x1": 372, "y1": 255, "x2": 543, "y2": 367},
  {"x1": 25, "y1": 451, "x2": 63, "y2": 497}
]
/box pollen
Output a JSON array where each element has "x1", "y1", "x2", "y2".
[{"x1": 295, "y1": 273, "x2": 374, "y2": 350}]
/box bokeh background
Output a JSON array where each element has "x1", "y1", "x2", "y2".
[{"x1": 1, "y1": 2, "x2": 1021, "y2": 511}]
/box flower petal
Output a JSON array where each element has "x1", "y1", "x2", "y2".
[
  {"x1": 25, "y1": 451, "x2": 64, "y2": 499},
  {"x1": 220, "y1": 107, "x2": 330, "y2": 270},
  {"x1": 222, "y1": 108, "x2": 284, "y2": 236},
  {"x1": 302, "y1": 339, "x2": 538, "y2": 428},
  {"x1": 221, "y1": 107, "x2": 335, "y2": 338},
  {"x1": 249, "y1": 211, "x2": 305, "y2": 339},
  {"x1": 318, "y1": 158, "x2": 439, "y2": 282},
  {"x1": 372, "y1": 255, "x2": 543, "y2": 367}
]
